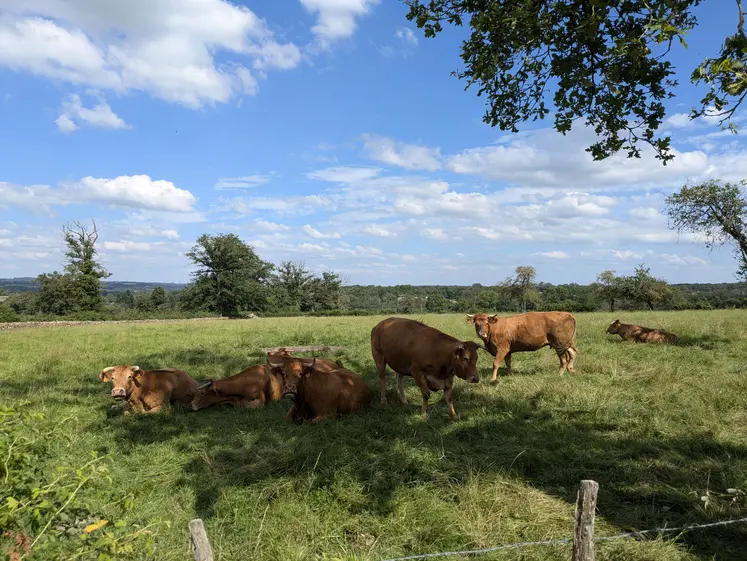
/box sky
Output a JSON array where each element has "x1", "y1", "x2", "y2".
[{"x1": 0, "y1": 0, "x2": 744, "y2": 286}]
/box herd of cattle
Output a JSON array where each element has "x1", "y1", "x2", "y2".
[{"x1": 98, "y1": 313, "x2": 678, "y2": 422}]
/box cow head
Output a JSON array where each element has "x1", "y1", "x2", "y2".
[
  {"x1": 99, "y1": 365, "x2": 143, "y2": 400},
  {"x1": 266, "y1": 348, "x2": 294, "y2": 362},
  {"x1": 450, "y1": 342, "x2": 481, "y2": 383},
  {"x1": 190, "y1": 380, "x2": 224, "y2": 410},
  {"x1": 275, "y1": 358, "x2": 314, "y2": 398},
  {"x1": 606, "y1": 319, "x2": 621, "y2": 334},
  {"x1": 465, "y1": 313, "x2": 498, "y2": 340}
]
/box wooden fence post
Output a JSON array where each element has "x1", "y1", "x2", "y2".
[
  {"x1": 572, "y1": 480, "x2": 599, "y2": 561},
  {"x1": 189, "y1": 518, "x2": 214, "y2": 561}
]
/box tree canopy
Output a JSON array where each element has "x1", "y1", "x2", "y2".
[
  {"x1": 664, "y1": 179, "x2": 747, "y2": 279},
  {"x1": 404, "y1": 0, "x2": 747, "y2": 163}
]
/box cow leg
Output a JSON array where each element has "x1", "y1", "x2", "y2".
[
  {"x1": 396, "y1": 373, "x2": 408, "y2": 405},
  {"x1": 374, "y1": 354, "x2": 388, "y2": 405},
  {"x1": 491, "y1": 346, "x2": 509, "y2": 382},
  {"x1": 283, "y1": 404, "x2": 297, "y2": 422},
  {"x1": 410, "y1": 369, "x2": 431, "y2": 415},
  {"x1": 504, "y1": 353, "x2": 513, "y2": 376},
  {"x1": 566, "y1": 346, "x2": 578, "y2": 372},
  {"x1": 310, "y1": 413, "x2": 334, "y2": 424},
  {"x1": 443, "y1": 378, "x2": 456, "y2": 419}
]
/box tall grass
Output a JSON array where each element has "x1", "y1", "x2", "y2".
[{"x1": 1, "y1": 310, "x2": 746, "y2": 560}]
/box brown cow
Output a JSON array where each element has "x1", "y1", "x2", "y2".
[
  {"x1": 99, "y1": 365, "x2": 198, "y2": 414},
  {"x1": 370, "y1": 317, "x2": 483, "y2": 418},
  {"x1": 466, "y1": 311, "x2": 579, "y2": 381},
  {"x1": 190, "y1": 364, "x2": 283, "y2": 411},
  {"x1": 606, "y1": 319, "x2": 677, "y2": 344},
  {"x1": 266, "y1": 348, "x2": 344, "y2": 371},
  {"x1": 278, "y1": 358, "x2": 371, "y2": 423}
]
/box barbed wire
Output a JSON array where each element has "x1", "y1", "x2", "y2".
[{"x1": 377, "y1": 516, "x2": 747, "y2": 561}]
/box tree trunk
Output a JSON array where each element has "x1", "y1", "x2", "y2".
[{"x1": 646, "y1": 300, "x2": 654, "y2": 311}]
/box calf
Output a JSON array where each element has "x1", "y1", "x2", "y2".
[
  {"x1": 279, "y1": 359, "x2": 371, "y2": 423},
  {"x1": 466, "y1": 311, "x2": 579, "y2": 381},
  {"x1": 190, "y1": 364, "x2": 283, "y2": 411},
  {"x1": 99, "y1": 365, "x2": 198, "y2": 414},
  {"x1": 371, "y1": 317, "x2": 484, "y2": 418},
  {"x1": 606, "y1": 319, "x2": 677, "y2": 344}
]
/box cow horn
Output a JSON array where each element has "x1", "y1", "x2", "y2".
[
  {"x1": 102, "y1": 366, "x2": 115, "y2": 373},
  {"x1": 131, "y1": 365, "x2": 140, "y2": 372},
  {"x1": 196, "y1": 380, "x2": 213, "y2": 390}
]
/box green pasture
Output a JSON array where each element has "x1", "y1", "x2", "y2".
[{"x1": 1, "y1": 310, "x2": 746, "y2": 560}]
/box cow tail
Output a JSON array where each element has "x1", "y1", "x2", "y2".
[{"x1": 555, "y1": 315, "x2": 579, "y2": 359}]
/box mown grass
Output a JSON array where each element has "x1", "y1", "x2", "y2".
[{"x1": 1, "y1": 310, "x2": 747, "y2": 560}]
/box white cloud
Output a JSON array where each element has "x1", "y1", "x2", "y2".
[
  {"x1": 68, "y1": 175, "x2": 197, "y2": 212},
  {"x1": 230, "y1": 194, "x2": 331, "y2": 216},
  {"x1": 533, "y1": 251, "x2": 571, "y2": 259},
  {"x1": 215, "y1": 174, "x2": 273, "y2": 190},
  {"x1": 361, "y1": 134, "x2": 441, "y2": 171},
  {"x1": 253, "y1": 220, "x2": 291, "y2": 232},
  {"x1": 103, "y1": 240, "x2": 151, "y2": 252},
  {"x1": 300, "y1": 0, "x2": 379, "y2": 49},
  {"x1": 0, "y1": 1, "x2": 302, "y2": 108},
  {"x1": 629, "y1": 207, "x2": 660, "y2": 220},
  {"x1": 363, "y1": 225, "x2": 397, "y2": 237},
  {"x1": 665, "y1": 113, "x2": 694, "y2": 129},
  {"x1": 396, "y1": 27, "x2": 417, "y2": 45},
  {"x1": 56, "y1": 94, "x2": 129, "y2": 133},
  {"x1": 421, "y1": 228, "x2": 449, "y2": 241},
  {"x1": 303, "y1": 224, "x2": 341, "y2": 239},
  {"x1": 307, "y1": 166, "x2": 380, "y2": 183}
]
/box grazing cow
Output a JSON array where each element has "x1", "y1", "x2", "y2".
[
  {"x1": 370, "y1": 317, "x2": 483, "y2": 418},
  {"x1": 99, "y1": 365, "x2": 198, "y2": 414},
  {"x1": 606, "y1": 319, "x2": 677, "y2": 344},
  {"x1": 190, "y1": 364, "x2": 283, "y2": 411},
  {"x1": 465, "y1": 311, "x2": 579, "y2": 381},
  {"x1": 275, "y1": 358, "x2": 371, "y2": 423}
]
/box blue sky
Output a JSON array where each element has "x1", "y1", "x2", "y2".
[{"x1": 0, "y1": 0, "x2": 744, "y2": 286}]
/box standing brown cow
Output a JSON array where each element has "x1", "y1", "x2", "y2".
[
  {"x1": 606, "y1": 319, "x2": 677, "y2": 344},
  {"x1": 190, "y1": 364, "x2": 283, "y2": 411},
  {"x1": 465, "y1": 311, "x2": 579, "y2": 381},
  {"x1": 275, "y1": 359, "x2": 371, "y2": 423},
  {"x1": 371, "y1": 317, "x2": 483, "y2": 418},
  {"x1": 99, "y1": 365, "x2": 198, "y2": 414}
]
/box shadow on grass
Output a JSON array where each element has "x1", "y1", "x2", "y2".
[
  {"x1": 95, "y1": 373, "x2": 747, "y2": 561},
  {"x1": 675, "y1": 334, "x2": 732, "y2": 351}
]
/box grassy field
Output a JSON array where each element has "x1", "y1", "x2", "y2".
[{"x1": 2, "y1": 310, "x2": 747, "y2": 560}]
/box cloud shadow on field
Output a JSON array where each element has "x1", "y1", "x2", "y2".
[{"x1": 96, "y1": 370, "x2": 747, "y2": 561}]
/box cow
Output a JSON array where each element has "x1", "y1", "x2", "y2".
[
  {"x1": 190, "y1": 364, "x2": 283, "y2": 411},
  {"x1": 606, "y1": 319, "x2": 677, "y2": 344},
  {"x1": 370, "y1": 317, "x2": 483, "y2": 418},
  {"x1": 465, "y1": 311, "x2": 579, "y2": 381},
  {"x1": 278, "y1": 358, "x2": 371, "y2": 423},
  {"x1": 265, "y1": 348, "x2": 344, "y2": 371},
  {"x1": 99, "y1": 365, "x2": 198, "y2": 414}
]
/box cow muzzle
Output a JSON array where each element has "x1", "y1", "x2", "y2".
[
  {"x1": 111, "y1": 388, "x2": 127, "y2": 400},
  {"x1": 469, "y1": 376, "x2": 479, "y2": 383}
]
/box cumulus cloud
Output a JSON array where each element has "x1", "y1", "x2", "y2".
[
  {"x1": 363, "y1": 225, "x2": 397, "y2": 237},
  {"x1": 0, "y1": 0, "x2": 302, "y2": 108},
  {"x1": 303, "y1": 224, "x2": 341, "y2": 239},
  {"x1": 361, "y1": 134, "x2": 442, "y2": 171},
  {"x1": 533, "y1": 251, "x2": 571, "y2": 259},
  {"x1": 300, "y1": 0, "x2": 379, "y2": 49},
  {"x1": 307, "y1": 166, "x2": 380, "y2": 183},
  {"x1": 56, "y1": 94, "x2": 129, "y2": 133}
]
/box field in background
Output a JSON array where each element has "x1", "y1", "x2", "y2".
[{"x1": 2, "y1": 310, "x2": 746, "y2": 560}]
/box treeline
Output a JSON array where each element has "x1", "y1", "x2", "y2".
[{"x1": 1, "y1": 223, "x2": 746, "y2": 323}]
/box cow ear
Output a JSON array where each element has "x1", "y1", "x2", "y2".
[
  {"x1": 99, "y1": 366, "x2": 115, "y2": 382},
  {"x1": 465, "y1": 314, "x2": 474, "y2": 323},
  {"x1": 131, "y1": 366, "x2": 142, "y2": 378},
  {"x1": 488, "y1": 315, "x2": 499, "y2": 323},
  {"x1": 453, "y1": 343, "x2": 466, "y2": 358}
]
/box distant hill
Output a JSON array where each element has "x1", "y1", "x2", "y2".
[{"x1": 0, "y1": 277, "x2": 187, "y2": 294}]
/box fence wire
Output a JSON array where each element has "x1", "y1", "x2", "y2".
[{"x1": 377, "y1": 516, "x2": 747, "y2": 561}]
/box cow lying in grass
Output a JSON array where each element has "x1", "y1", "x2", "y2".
[
  {"x1": 99, "y1": 365, "x2": 198, "y2": 414},
  {"x1": 606, "y1": 319, "x2": 678, "y2": 344},
  {"x1": 191, "y1": 350, "x2": 344, "y2": 411},
  {"x1": 271, "y1": 358, "x2": 371, "y2": 423}
]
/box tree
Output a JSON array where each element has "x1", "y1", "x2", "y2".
[
  {"x1": 150, "y1": 286, "x2": 167, "y2": 309},
  {"x1": 619, "y1": 264, "x2": 677, "y2": 310},
  {"x1": 61, "y1": 220, "x2": 111, "y2": 311},
  {"x1": 664, "y1": 179, "x2": 747, "y2": 279},
  {"x1": 592, "y1": 270, "x2": 623, "y2": 311},
  {"x1": 275, "y1": 261, "x2": 315, "y2": 310},
  {"x1": 184, "y1": 233, "x2": 273, "y2": 317},
  {"x1": 426, "y1": 292, "x2": 447, "y2": 312},
  {"x1": 404, "y1": 0, "x2": 747, "y2": 163},
  {"x1": 499, "y1": 265, "x2": 539, "y2": 313},
  {"x1": 36, "y1": 272, "x2": 79, "y2": 315}
]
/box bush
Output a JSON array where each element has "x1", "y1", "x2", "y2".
[
  {"x1": 0, "y1": 404, "x2": 163, "y2": 560},
  {"x1": 0, "y1": 303, "x2": 19, "y2": 322}
]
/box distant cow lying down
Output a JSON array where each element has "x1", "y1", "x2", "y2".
[
  {"x1": 99, "y1": 365, "x2": 198, "y2": 414},
  {"x1": 190, "y1": 364, "x2": 283, "y2": 410},
  {"x1": 466, "y1": 311, "x2": 579, "y2": 381},
  {"x1": 271, "y1": 358, "x2": 371, "y2": 423},
  {"x1": 606, "y1": 320, "x2": 677, "y2": 344},
  {"x1": 266, "y1": 348, "x2": 344, "y2": 371}
]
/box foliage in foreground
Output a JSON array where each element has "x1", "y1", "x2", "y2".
[{"x1": 0, "y1": 405, "x2": 162, "y2": 560}]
